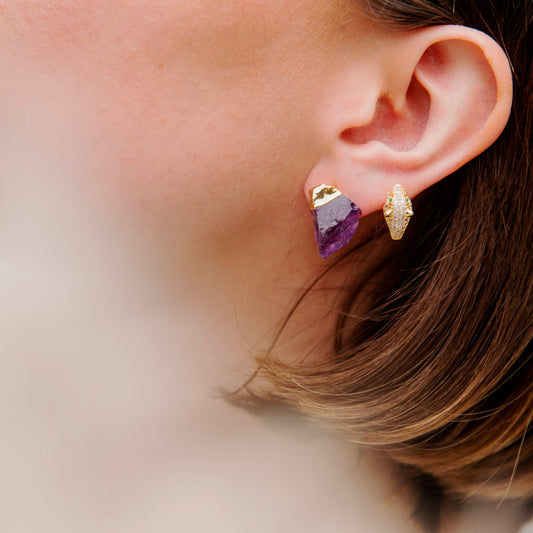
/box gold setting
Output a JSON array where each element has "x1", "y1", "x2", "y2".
[
  {"x1": 309, "y1": 183, "x2": 342, "y2": 209},
  {"x1": 383, "y1": 184, "x2": 413, "y2": 240}
]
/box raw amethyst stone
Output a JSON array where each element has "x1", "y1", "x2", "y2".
[{"x1": 311, "y1": 195, "x2": 362, "y2": 258}]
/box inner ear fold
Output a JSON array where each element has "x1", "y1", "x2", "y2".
[
  {"x1": 338, "y1": 36, "x2": 504, "y2": 180},
  {"x1": 340, "y1": 76, "x2": 430, "y2": 152},
  {"x1": 415, "y1": 39, "x2": 498, "y2": 130}
]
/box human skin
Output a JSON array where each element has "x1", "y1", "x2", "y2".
[
  {"x1": 0, "y1": 2, "x2": 523, "y2": 532},
  {"x1": 0, "y1": 0, "x2": 390, "y2": 369},
  {"x1": 0, "y1": 1, "x2": 512, "y2": 373},
  {"x1": 0, "y1": 0, "x2": 362, "y2": 261}
]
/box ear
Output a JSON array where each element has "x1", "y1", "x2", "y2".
[{"x1": 304, "y1": 25, "x2": 513, "y2": 216}]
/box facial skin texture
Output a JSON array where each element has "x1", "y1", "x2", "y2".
[
  {"x1": 0, "y1": 0, "x2": 388, "y2": 368},
  {"x1": 0, "y1": 1, "x2": 359, "y2": 258}
]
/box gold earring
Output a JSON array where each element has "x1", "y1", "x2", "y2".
[{"x1": 383, "y1": 184, "x2": 413, "y2": 240}]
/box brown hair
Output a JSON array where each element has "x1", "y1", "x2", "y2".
[{"x1": 239, "y1": 0, "x2": 533, "y2": 522}]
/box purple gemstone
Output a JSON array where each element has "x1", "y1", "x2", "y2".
[{"x1": 311, "y1": 195, "x2": 362, "y2": 258}]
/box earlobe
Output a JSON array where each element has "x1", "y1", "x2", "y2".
[{"x1": 304, "y1": 25, "x2": 513, "y2": 230}]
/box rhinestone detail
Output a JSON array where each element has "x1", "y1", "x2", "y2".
[{"x1": 383, "y1": 184, "x2": 413, "y2": 240}]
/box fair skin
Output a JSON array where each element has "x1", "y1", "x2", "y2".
[
  {"x1": 0, "y1": 1, "x2": 511, "y2": 370},
  {"x1": 0, "y1": 1, "x2": 521, "y2": 531}
]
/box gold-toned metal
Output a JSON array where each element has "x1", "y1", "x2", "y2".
[
  {"x1": 309, "y1": 183, "x2": 342, "y2": 209},
  {"x1": 383, "y1": 184, "x2": 414, "y2": 240}
]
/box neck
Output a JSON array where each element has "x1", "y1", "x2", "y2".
[{"x1": 140, "y1": 215, "x2": 336, "y2": 391}]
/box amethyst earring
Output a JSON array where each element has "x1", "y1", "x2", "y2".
[{"x1": 309, "y1": 184, "x2": 362, "y2": 258}]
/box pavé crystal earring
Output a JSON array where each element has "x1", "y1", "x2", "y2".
[
  {"x1": 383, "y1": 184, "x2": 413, "y2": 240},
  {"x1": 309, "y1": 183, "x2": 362, "y2": 258}
]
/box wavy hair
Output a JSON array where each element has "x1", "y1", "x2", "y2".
[{"x1": 237, "y1": 1, "x2": 532, "y2": 530}]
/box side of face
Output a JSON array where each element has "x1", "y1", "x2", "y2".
[
  {"x1": 0, "y1": 0, "x2": 379, "y2": 272},
  {"x1": 0, "y1": 1, "x2": 511, "y2": 289}
]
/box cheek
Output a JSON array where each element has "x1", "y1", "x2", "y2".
[
  {"x1": 0, "y1": 1, "x2": 339, "y2": 250},
  {"x1": 88, "y1": 3, "x2": 333, "y2": 245}
]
